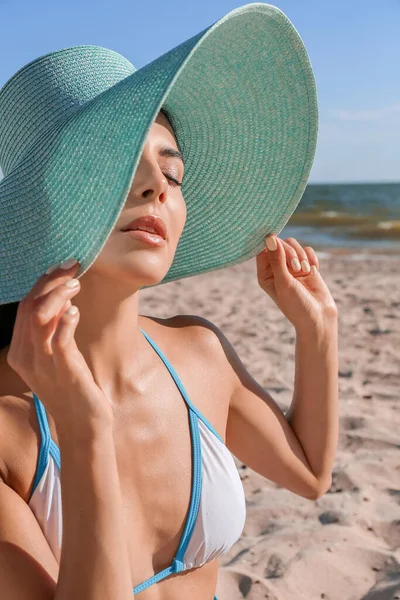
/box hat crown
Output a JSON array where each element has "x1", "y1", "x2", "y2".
[{"x1": 0, "y1": 45, "x2": 135, "y2": 177}]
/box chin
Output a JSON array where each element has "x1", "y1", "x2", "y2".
[
  {"x1": 138, "y1": 275, "x2": 165, "y2": 288},
  {"x1": 131, "y1": 252, "x2": 173, "y2": 284},
  {"x1": 135, "y1": 266, "x2": 171, "y2": 288}
]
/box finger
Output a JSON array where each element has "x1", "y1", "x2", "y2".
[
  {"x1": 256, "y1": 248, "x2": 277, "y2": 302},
  {"x1": 12, "y1": 261, "x2": 80, "y2": 347},
  {"x1": 284, "y1": 238, "x2": 311, "y2": 275},
  {"x1": 30, "y1": 279, "x2": 81, "y2": 356},
  {"x1": 279, "y1": 239, "x2": 302, "y2": 274},
  {"x1": 32, "y1": 260, "x2": 80, "y2": 300},
  {"x1": 7, "y1": 262, "x2": 80, "y2": 374},
  {"x1": 51, "y1": 304, "x2": 80, "y2": 359},
  {"x1": 303, "y1": 246, "x2": 319, "y2": 270},
  {"x1": 21, "y1": 260, "x2": 80, "y2": 306},
  {"x1": 265, "y1": 236, "x2": 292, "y2": 287}
]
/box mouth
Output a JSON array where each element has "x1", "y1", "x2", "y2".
[
  {"x1": 123, "y1": 229, "x2": 166, "y2": 247},
  {"x1": 120, "y1": 215, "x2": 167, "y2": 240}
]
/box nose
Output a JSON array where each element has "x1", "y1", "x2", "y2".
[{"x1": 136, "y1": 163, "x2": 169, "y2": 204}]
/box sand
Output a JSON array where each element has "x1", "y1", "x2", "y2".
[{"x1": 140, "y1": 251, "x2": 400, "y2": 600}]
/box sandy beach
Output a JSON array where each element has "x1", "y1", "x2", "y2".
[{"x1": 140, "y1": 251, "x2": 400, "y2": 600}]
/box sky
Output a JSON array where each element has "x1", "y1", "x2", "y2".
[{"x1": 0, "y1": 0, "x2": 399, "y2": 183}]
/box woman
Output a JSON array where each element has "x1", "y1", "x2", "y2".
[{"x1": 0, "y1": 4, "x2": 338, "y2": 600}]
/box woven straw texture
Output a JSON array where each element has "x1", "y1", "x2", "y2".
[{"x1": 0, "y1": 3, "x2": 318, "y2": 304}]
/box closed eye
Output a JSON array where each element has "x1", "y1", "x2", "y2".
[{"x1": 163, "y1": 172, "x2": 183, "y2": 187}]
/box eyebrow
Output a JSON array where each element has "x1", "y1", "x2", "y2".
[{"x1": 158, "y1": 147, "x2": 184, "y2": 164}]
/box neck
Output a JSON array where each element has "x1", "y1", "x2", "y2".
[{"x1": 58, "y1": 265, "x2": 150, "y2": 402}]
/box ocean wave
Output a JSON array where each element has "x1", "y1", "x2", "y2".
[
  {"x1": 290, "y1": 211, "x2": 373, "y2": 227},
  {"x1": 288, "y1": 212, "x2": 400, "y2": 239},
  {"x1": 349, "y1": 220, "x2": 400, "y2": 239}
]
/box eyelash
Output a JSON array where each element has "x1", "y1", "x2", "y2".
[{"x1": 163, "y1": 172, "x2": 183, "y2": 187}]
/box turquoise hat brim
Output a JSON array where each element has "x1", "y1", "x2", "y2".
[{"x1": 0, "y1": 2, "x2": 318, "y2": 303}]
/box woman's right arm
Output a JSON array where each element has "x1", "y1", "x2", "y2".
[
  {"x1": 2, "y1": 259, "x2": 135, "y2": 599},
  {"x1": 0, "y1": 409, "x2": 134, "y2": 600}
]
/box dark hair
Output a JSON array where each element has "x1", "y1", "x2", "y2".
[{"x1": 0, "y1": 301, "x2": 19, "y2": 351}]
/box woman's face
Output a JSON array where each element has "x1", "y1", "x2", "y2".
[{"x1": 89, "y1": 111, "x2": 186, "y2": 287}]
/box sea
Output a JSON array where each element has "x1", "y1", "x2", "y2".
[{"x1": 281, "y1": 182, "x2": 400, "y2": 251}]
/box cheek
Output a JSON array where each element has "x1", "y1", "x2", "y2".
[
  {"x1": 174, "y1": 192, "x2": 187, "y2": 235},
  {"x1": 180, "y1": 196, "x2": 187, "y2": 229}
]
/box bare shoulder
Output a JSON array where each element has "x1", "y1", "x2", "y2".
[
  {"x1": 0, "y1": 350, "x2": 38, "y2": 498},
  {"x1": 0, "y1": 479, "x2": 59, "y2": 595},
  {"x1": 141, "y1": 313, "x2": 226, "y2": 355},
  {"x1": 140, "y1": 313, "x2": 238, "y2": 391},
  {"x1": 0, "y1": 359, "x2": 58, "y2": 593},
  {"x1": 168, "y1": 314, "x2": 228, "y2": 351}
]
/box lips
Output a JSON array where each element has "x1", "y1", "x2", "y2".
[{"x1": 121, "y1": 215, "x2": 167, "y2": 240}]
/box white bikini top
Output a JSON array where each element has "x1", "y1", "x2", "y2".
[{"x1": 28, "y1": 327, "x2": 246, "y2": 597}]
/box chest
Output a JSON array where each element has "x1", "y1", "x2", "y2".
[
  {"x1": 114, "y1": 378, "x2": 196, "y2": 569},
  {"x1": 7, "y1": 336, "x2": 246, "y2": 592}
]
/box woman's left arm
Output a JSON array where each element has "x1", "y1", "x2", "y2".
[
  {"x1": 192, "y1": 235, "x2": 338, "y2": 501},
  {"x1": 285, "y1": 311, "x2": 338, "y2": 491},
  {"x1": 259, "y1": 235, "x2": 339, "y2": 493}
]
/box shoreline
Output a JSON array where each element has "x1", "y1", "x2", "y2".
[
  {"x1": 300, "y1": 245, "x2": 400, "y2": 258},
  {"x1": 316, "y1": 246, "x2": 400, "y2": 258}
]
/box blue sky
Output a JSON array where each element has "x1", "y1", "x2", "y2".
[{"x1": 0, "y1": 0, "x2": 399, "y2": 183}]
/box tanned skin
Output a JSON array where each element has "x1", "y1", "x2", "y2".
[{"x1": 0, "y1": 111, "x2": 338, "y2": 599}]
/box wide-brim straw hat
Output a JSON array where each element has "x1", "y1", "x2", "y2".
[{"x1": 0, "y1": 2, "x2": 318, "y2": 305}]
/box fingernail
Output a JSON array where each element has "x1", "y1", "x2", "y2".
[
  {"x1": 45, "y1": 258, "x2": 78, "y2": 275},
  {"x1": 311, "y1": 265, "x2": 318, "y2": 275},
  {"x1": 45, "y1": 262, "x2": 60, "y2": 275},
  {"x1": 65, "y1": 278, "x2": 80, "y2": 288},
  {"x1": 301, "y1": 260, "x2": 311, "y2": 274},
  {"x1": 265, "y1": 236, "x2": 277, "y2": 251},
  {"x1": 291, "y1": 258, "x2": 301, "y2": 272},
  {"x1": 60, "y1": 258, "x2": 78, "y2": 270}
]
